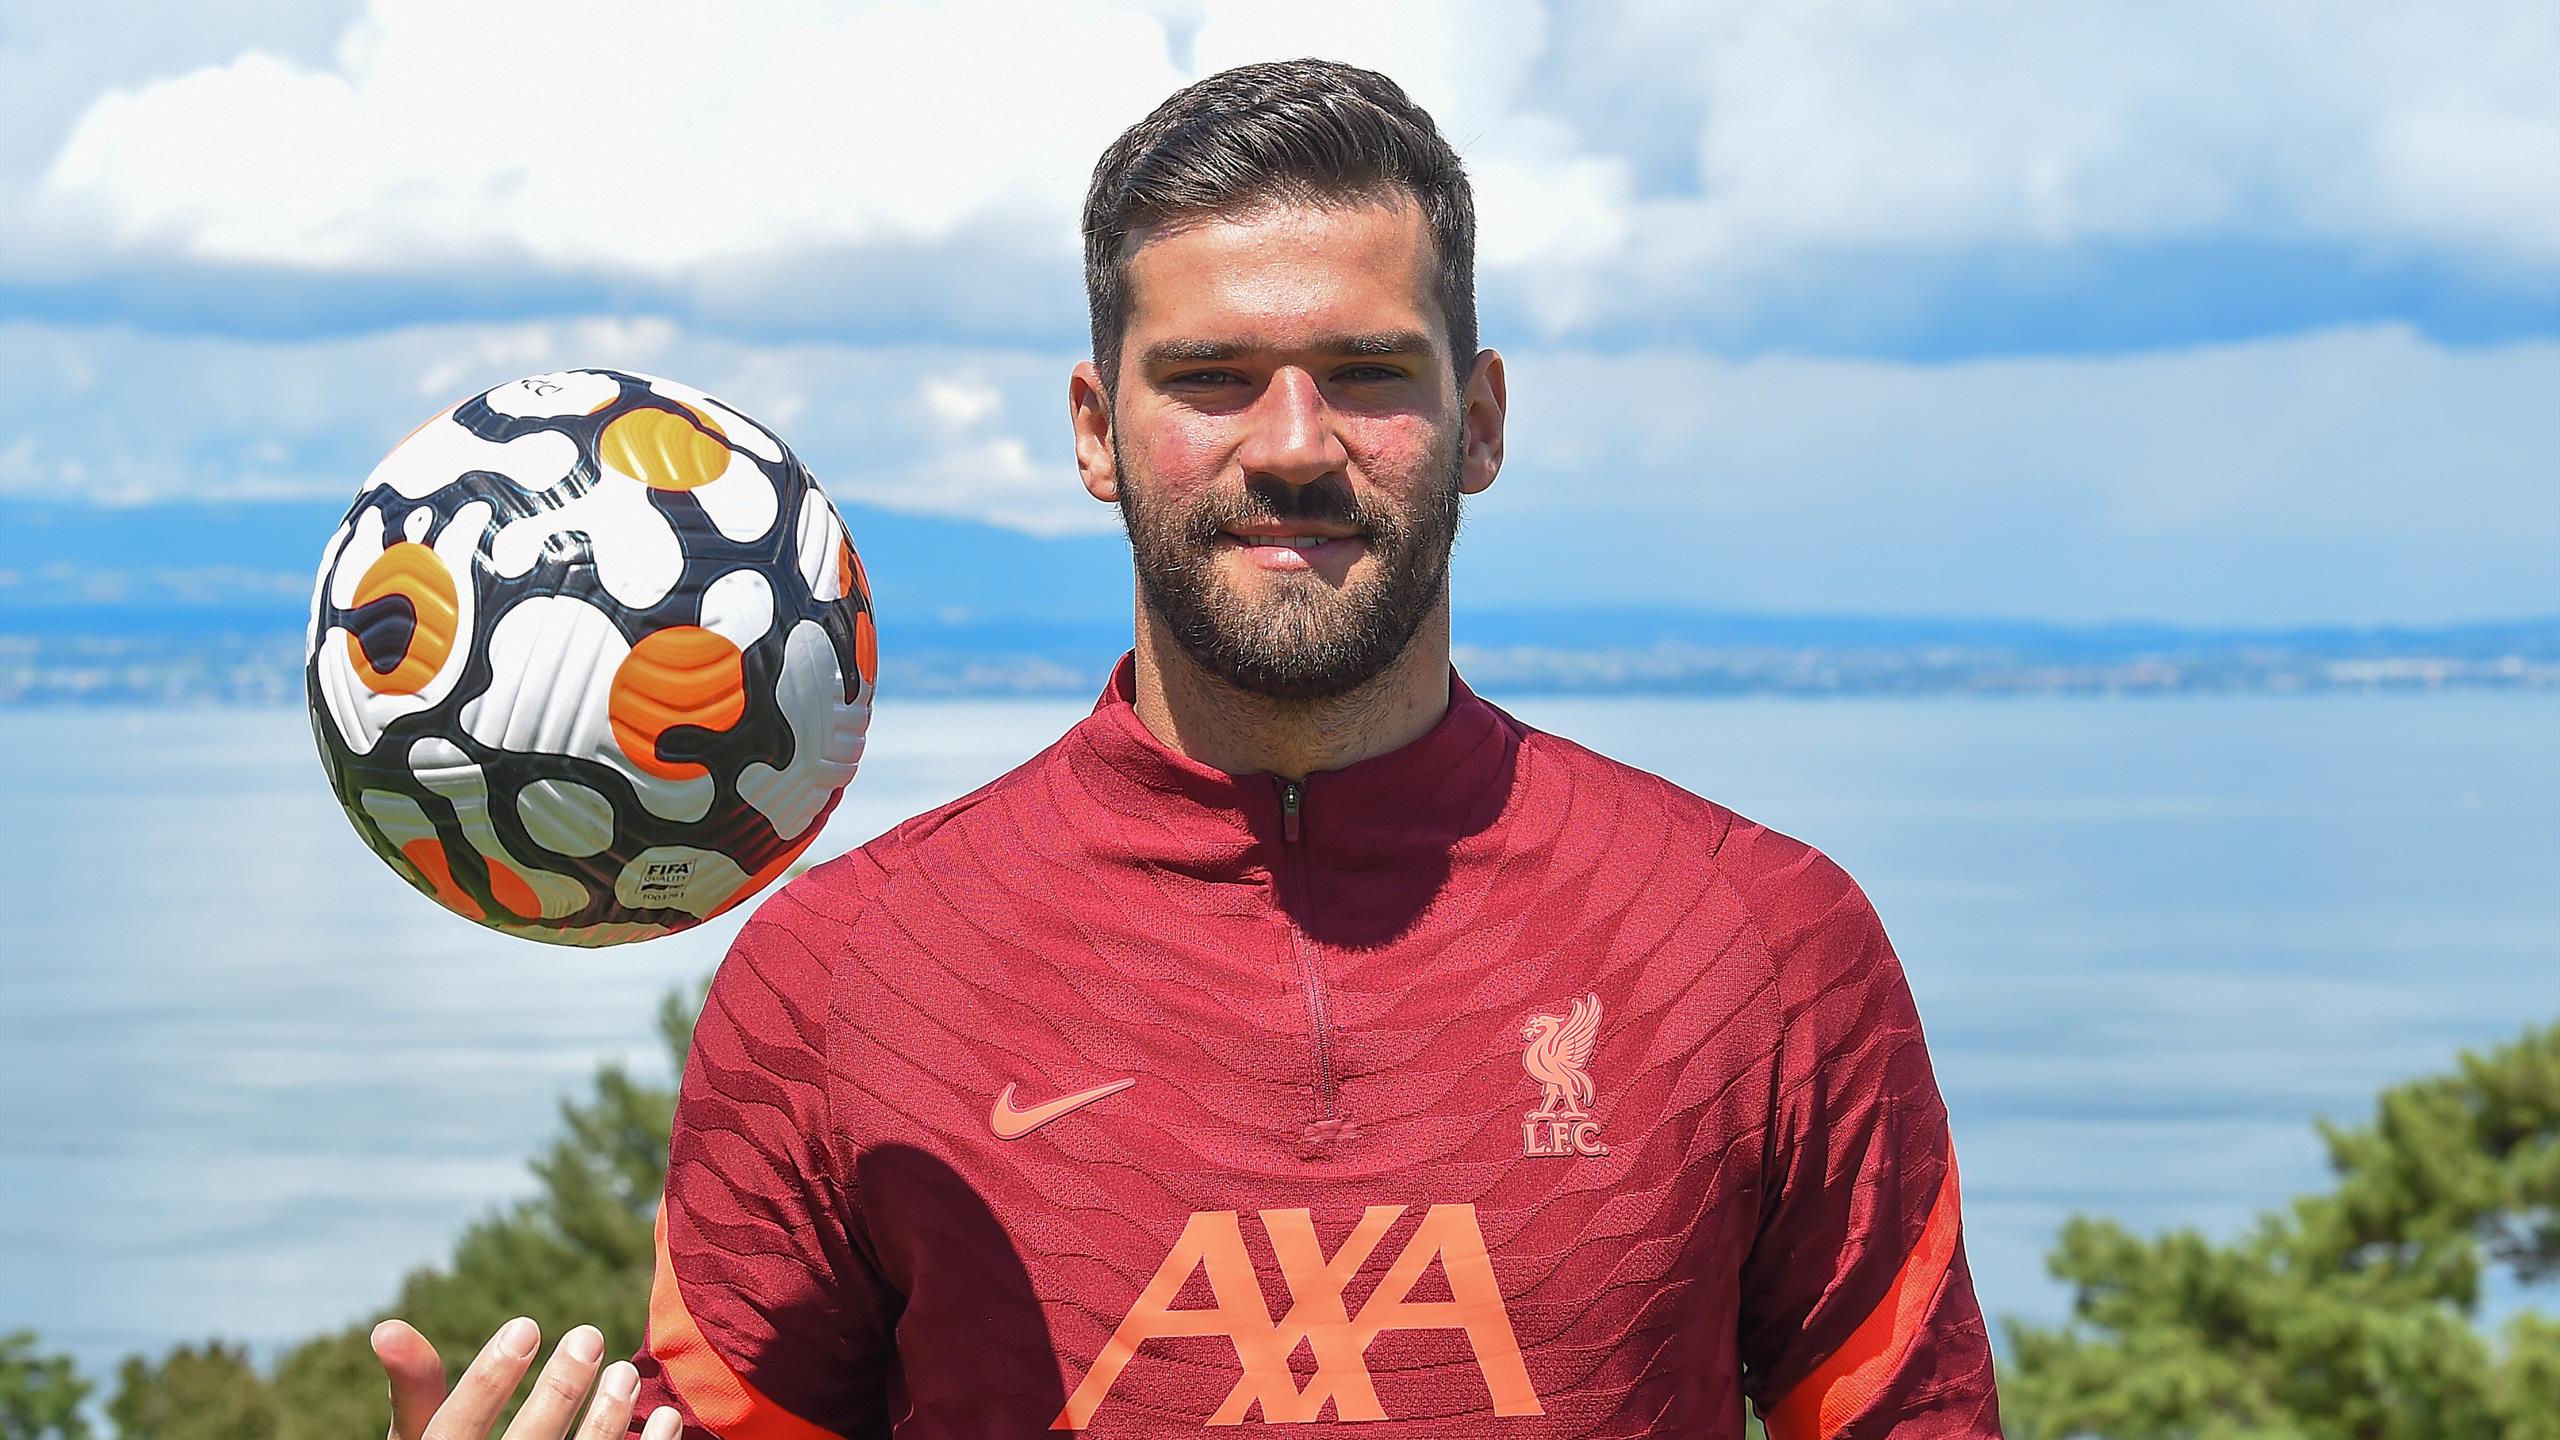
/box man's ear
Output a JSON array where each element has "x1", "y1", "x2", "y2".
[
  {"x1": 1070, "y1": 360, "x2": 1119, "y2": 505},
  {"x1": 1459, "y1": 348, "x2": 1506, "y2": 496}
]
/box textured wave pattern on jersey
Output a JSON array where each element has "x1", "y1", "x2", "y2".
[
  {"x1": 306, "y1": 370, "x2": 876, "y2": 946},
  {"x1": 636, "y1": 658, "x2": 2002, "y2": 1437}
]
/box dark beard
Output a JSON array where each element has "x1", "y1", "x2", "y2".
[{"x1": 1115, "y1": 439, "x2": 1464, "y2": 702}]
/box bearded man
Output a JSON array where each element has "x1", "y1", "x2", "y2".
[{"x1": 373, "y1": 59, "x2": 2005, "y2": 1440}]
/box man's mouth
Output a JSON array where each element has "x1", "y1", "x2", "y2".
[{"x1": 1215, "y1": 526, "x2": 1366, "y2": 571}]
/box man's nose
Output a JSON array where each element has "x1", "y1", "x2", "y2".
[{"x1": 1236, "y1": 367, "x2": 1349, "y2": 487}]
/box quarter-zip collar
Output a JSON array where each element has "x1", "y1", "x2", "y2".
[{"x1": 1066, "y1": 650, "x2": 1520, "y2": 881}]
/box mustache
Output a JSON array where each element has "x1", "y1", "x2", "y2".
[{"x1": 1182, "y1": 478, "x2": 1397, "y2": 541}]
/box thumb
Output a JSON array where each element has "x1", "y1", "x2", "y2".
[{"x1": 372, "y1": 1318, "x2": 449, "y2": 1440}]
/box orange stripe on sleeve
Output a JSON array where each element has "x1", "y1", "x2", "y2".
[
  {"x1": 1764, "y1": 1152, "x2": 1966, "y2": 1440},
  {"x1": 649, "y1": 1205, "x2": 844, "y2": 1440}
]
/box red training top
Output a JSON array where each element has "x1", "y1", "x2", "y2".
[{"x1": 629, "y1": 655, "x2": 2003, "y2": 1438}]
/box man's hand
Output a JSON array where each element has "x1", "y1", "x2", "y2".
[{"x1": 371, "y1": 1316, "x2": 681, "y2": 1440}]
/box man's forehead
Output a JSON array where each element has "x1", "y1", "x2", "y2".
[
  {"x1": 1119, "y1": 196, "x2": 1444, "y2": 353},
  {"x1": 1121, "y1": 189, "x2": 1426, "y2": 253}
]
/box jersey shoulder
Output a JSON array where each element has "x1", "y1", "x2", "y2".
[
  {"x1": 1502, "y1": 709, "x2": 1743, "y2": 846},
  {"x1": 1501, "y1": 705, "x2": 1886, "y2": 979}
]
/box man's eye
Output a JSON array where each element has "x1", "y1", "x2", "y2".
[
  {"x1": 1170, "y1": 370, "x2": 1245, "y2": 387},
  {"x1": 1334, "y1": 365, "x2": 1407, "y2": 383}
]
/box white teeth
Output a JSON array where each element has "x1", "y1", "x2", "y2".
[{"x1": 1231, "y1": 535, "x2": 1340, "y2": 549}]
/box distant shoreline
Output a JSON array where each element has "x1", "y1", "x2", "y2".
[{"x1": 4, "y1": 617, "x2": 2554, "y2": 706}]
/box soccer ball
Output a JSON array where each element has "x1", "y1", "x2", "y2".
[{"x1": 305, "y1": 369, "x2": 876, "y2": 946}]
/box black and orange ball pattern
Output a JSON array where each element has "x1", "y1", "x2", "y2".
[{"x1": 306, "y1": 370, "x2": 876, "y2": 946}]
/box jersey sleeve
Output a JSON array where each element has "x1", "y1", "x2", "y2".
[
  {"x1": 1730, "y1": 836, "x2": 2003, "y2": 1439},
  {"x1": 627, "y1": 886, "x2": 901, "y2": 1439}
]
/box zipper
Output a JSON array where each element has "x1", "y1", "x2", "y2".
[{"x1": 1275, "y1": 777, "x2": 1336, "y2": 1121}]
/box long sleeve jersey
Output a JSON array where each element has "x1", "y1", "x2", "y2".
[{"x1": 631, "y1": 655, "x2": 2003, "y2": 1438}]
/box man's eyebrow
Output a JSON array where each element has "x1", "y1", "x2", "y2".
[
  {"x1": 1139, "y1": 338, "x2": 1246, "y2": 368},
  {"x1": 1139, "y1": 332, "x2": 1437, "y2": 368},
  {"x1": 1334, "y1": 330, "x2": 1435, "y2": 359}
]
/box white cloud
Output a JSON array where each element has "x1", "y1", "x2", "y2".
[
  {"x1": 0, "y1": 4, "x2": 355, "y2": 267},
  {"x1": 28, "y1": 0, "x2": 2560, "y2": 342},
  {"x1": 38, "y1": 0, "x2": 1184, "y2": 273},
  {"x1": 1519, "y1": 0, "x2": 2560, "y2": 331},
  {"x1": 869, "y1": 368, "x2": 1095, "y2": 533},
  {"x1": 2, "y1": 317, "x2": 2552, "y2": 623},
  {"x1": 920, "y1": 375, "x2": 1003, "y2": 431},
  {"x1": 885, "y1": 432, "x2": 1066, "y2": 535},
  {"x1": 1188, "y1": 0, "x2": 1546, "y2": 146}
]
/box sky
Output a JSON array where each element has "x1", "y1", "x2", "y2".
[{"x1": 1, "y1": 0, "x2": 2555, "y2": 626}]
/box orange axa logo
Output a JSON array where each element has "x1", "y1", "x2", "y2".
[
  {"x1": 1053, "y1": 1203, "x2": 1541, "y2": 1429},
  {"x1": 1520, "y1": 994, "x2": 1608, "y2": 1158}
]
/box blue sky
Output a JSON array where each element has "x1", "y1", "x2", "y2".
[{"x1": 1, "y1": 0, "x2": 2554, "y2": 626}]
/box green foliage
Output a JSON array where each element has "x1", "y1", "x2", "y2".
[
  {"x1": 105, "y1": 1344, "x2": 272, "y2": 1440},
  {"x1": 0, "y1": 1331, "x2": 93, "y2": 1440},
  {"x1": 2002, "y1": 1020, "x2": 2560, "y2": 1439},
  {"x1": 107, "y1": 984, "x2": 700, "y2": 1437}
]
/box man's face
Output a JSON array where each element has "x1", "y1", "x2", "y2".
[{"x1": 1075, "y1": 197, "x2": 1499, "y2": 701}]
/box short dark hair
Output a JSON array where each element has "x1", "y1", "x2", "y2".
[{"x1": 1081, "y1": 59, "x2": 1477, "y2": 389}]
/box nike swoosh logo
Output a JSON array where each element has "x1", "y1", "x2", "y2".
[{"x1": 990, "y1": 1078, "x2": 1137, "y2": 1140}]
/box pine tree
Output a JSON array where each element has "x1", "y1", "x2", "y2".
[
  {"x1": 2000, "y1": 1020, "x2": 2560, "y2": 1438},
  {"x1": 0, "y1": 1331, "x2": 93, "y2": 1440},
  {"x1": 105, "y1": 1344, "x2": 273, "y2": 1440}
]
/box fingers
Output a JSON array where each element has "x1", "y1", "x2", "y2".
[
  {"x1": 373, "y1": 1318, "x2": 449, "y2": 1440},
  {"x1": 570, "y1": 1368, "x2": 682, "y2": 1440},
  {"x1": 422, "y1": 1316, "x2": 541, "y2": 1440},
  {"x1": 499, "y1": 1324, "x2": 605, "y2": 1440},
  {"x1": 379, "y1": 1316, "x2": 662, "y2": 1440},
  {"x1": 572, "y1": 1361, "x2": 640, "y2": 1440}
]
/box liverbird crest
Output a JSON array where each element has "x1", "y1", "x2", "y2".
[{"x1": 1519, "y1": 993, "x2": 1603, "y2": 1123}]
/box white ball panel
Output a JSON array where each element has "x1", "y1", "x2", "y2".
[
  {"x1": 366, "y1": 419, "x2": 578, "y2": 500},
  {"x1": 738, "y1": 619, "x2": 869, "y2": 840},
  {"x1": 517, "y1": 779, "x2": 617, "y2": 859}
]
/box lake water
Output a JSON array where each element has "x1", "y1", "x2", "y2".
[{"x1": 3, "y1": 690, "x2": 2554, "y2": 1393}]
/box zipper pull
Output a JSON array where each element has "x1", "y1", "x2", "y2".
[{"x1": 1279, "y1": 778, "x2": 1303, "y2": 843}]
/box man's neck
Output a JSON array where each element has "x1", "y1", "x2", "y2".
[{"x1": 1129, "y1": 601, "x2": 1455, "y2": 780}]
